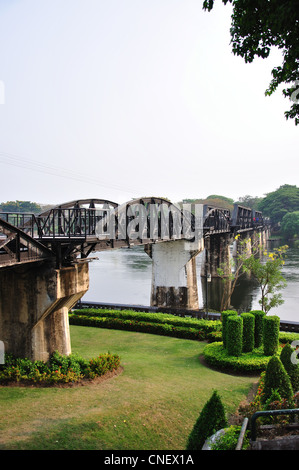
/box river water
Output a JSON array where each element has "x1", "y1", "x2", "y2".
[{"x1": 83, "y1": 241, "x2": 299, "y2": 322}]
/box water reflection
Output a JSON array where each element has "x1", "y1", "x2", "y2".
[{"x1": 84, "y1": 242, "x2": 299, "y2": 322}]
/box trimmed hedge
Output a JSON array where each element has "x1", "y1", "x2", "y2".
[
  {"x1": 241, "y1": 313, "x2": 255, "y2": 353},
  {"x1": 263, "y1": 315, "x2": 280, "y2": 356},
  {"x1": 227, "y1": 315, "x2": 243, "y2": 357},
  {"x1": 70, "y1": 309, "x2": 222, "y2": 341},
  {"x1": 250, "y1": 310, "x2": 266, "y2": 348},
  {"x1": 203, "y1": 342, "x2": 274, "y2": 373},
  {"x1": 221, "y1": 310, "x2": 238, "y2": 348}
]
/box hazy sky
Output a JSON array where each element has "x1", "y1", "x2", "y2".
[{"x1": 0, "y1": 0, "x2": 298, "y2": 207}]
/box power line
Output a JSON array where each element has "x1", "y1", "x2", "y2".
[{"x1": 0, "y1": 151, "x2": 145, "y2": 195}]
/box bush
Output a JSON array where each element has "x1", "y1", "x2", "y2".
[
  {"x1": 280, "y1": 343, "x2": 299, "y2": 392},
  {"x1": 186, "y1": 390, "x2": 227, "y2": 450},
  {"x1": 261, "y1": 356, "x2": 294, "y2": 407},
  {"x1": 241, "y1": 313, "x2": 255, "y2": 353},
  {"x1": 250, "y1": 310, "x2": 266, "y2": 348},
  {"x1": 69, "y1": 309, "x2": 221, "y2": 341},
  {"x1": 210, "y1": 425, "x2": 250, "y2": 450},
  {"x1": 227, "y1": 315, "x2": 243, "y2": 357},
  {"x1": 203, "y1": 342, "x2": 271, "y2": 373},
  {"x1": 0, "y1": 351, "x2": 121, "y2": 385},
  {"x1": 263, "y1": 315, "x2": 280, "y2": 356},
  {"x1": 221, "y1": 310, "x2": 238, "y2": 348}
]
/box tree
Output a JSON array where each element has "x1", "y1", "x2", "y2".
[
  {"x1": 0, "y1": 200, "x2": 42, "y2": 214},
  {"x1": 217, "y1": 233, "x2": 258, "y2": 311},
  {"x1": 186, "y1": 390, "x2": 227, "y2": 450},
  {"x1": 258, "y1": 185, "x2": 299, "y2": 225},
  {"x1": 261, "y1": 356, "x2": 294, "y2": 407},
  {"x1": 243, "y1": 245, "x2": 288, "y2": 313},
  {"x1": 203, "y1": 0, "x2": 299, "y2": 124},
  {"x1": 235, "y1": 195, "x2": 263, "y2": 211},
  {"x1": 281, "y1": 211, "x2": 299, "y2": 239}
]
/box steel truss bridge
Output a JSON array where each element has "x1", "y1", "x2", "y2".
[{"x1": 0, "y1": 197, "x2": 269, "y2": 268}]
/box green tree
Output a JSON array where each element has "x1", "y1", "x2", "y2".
[
  {"x1": 243, "y1": 245, "x2": 288, "y2": 313},
  {"x1": 0, "y1": 200, "x2": 42, "y2": 214},
  {"x1": 186, "y1": 390, "x2": 227, "y2": 450},
  {"x1": 281, "y1": 211, "x2": 299, "y2": 239},
  {"x1": 258, "y1": 185, "x2": 299, "y2": 225},
  {"x1": 235, "y1": 195, "x2": 263, "y2": 211},
  {"x1": 203, "y1": 0, "x2": 299, "y2": 124},
  {"x1": 261, "y1": 356, "x2": 294, "y2": 407}
]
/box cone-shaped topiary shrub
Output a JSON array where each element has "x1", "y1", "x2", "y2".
[
  {"x1": 261, "y1": 356, "x2": 294, "y2": 407},
  {"x1": 241, "y1": 313, "x2": 255, "y2": 353},
  {"x1": 186, "y1": 390, "x2": 227, "y2": 450},
  {"x1": 280, "y1": 343, "x2": 299, "y2": 393}
]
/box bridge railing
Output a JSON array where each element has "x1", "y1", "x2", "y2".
[
  {"x1": 36, "y1": 208, "x2": 109, "y2": 239},
  {"x1": 0, "y1": 212, "x2": 41, "y2": 237}
]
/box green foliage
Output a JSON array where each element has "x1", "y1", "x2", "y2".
[
  {"x1": 281, "y1": 211, "x2": 299, "y2": 239},
  {"x1": 250, "y1": 310, "x2": 266, "y2": 348},
  {"x1": 0, "y1": 351, "x2": 120, "y2": 385},
  {"x1": 210, "y1": 425, "x2": 249, "y2": 451},
  {"x1": 243, "y1": 245, "x2": 288, "y2": 313},
  {"x1": 226, "y1": 315, "x2": 243, "y2": 357},
  {"x1": 241, "y1": 313, "x2": 255, "y2": 353},
  {"x1": 186, "y1": 390, "x2": 227, "y2": 450},
  {"x1": 70, "y1": 308, "x2": 221, "y2": 341},
  {"x1": 0, "y1": 200, "x2": 42, "y2": 214},
  {"x1": 280, "y1": 343, "x2": 299, "y2": 392},
  {"x1": 221, "y1": 310, "x2": 238, "y2": 348},
  {"x1": 203, "y1": 2, "x2": 299, "y2": 125},
  {"x1": 258, "y1": 185, "x2": 299, "y2": 225},
  {"x1": 263, "y1": 316, "x2": 280, "y2": 356},
  {"x1": 261, "y1": 356, "x2": 294, "y2": 407},
  {"x1": 203, "y1": 342, "x2": 271, "y2": 373}
]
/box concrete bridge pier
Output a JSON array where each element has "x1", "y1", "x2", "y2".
[
  {"x1": 145, "y1": 239, "x2": 203, "y2": 310},
  {"x1": 0, "y1": 261, "x2": 89, "y2": 362},
  {"x1": 201, "y1": 233, "x2": 232, "y2": 278}
]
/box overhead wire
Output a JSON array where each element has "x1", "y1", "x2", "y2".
[{"x1": 0, "y1": 151, "x2": 144, "y2": 195}]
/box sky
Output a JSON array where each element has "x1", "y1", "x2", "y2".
[{"x1": 0, "y1": 0, "x2": 298, "y2": 207}]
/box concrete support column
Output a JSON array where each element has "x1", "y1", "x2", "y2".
[
  {"x1": 0, "y1": 261, "x2": 89, "y2": 361},
  {"x1": 145, "y1": 239, "x2": 203, "y2": 310},
  {"x1": 201, "y1": 233, "x2": 232, "y2": 278}
]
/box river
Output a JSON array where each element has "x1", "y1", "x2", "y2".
[{"x1": 83, "y1": 241, "x2": 299, "y2": 322}]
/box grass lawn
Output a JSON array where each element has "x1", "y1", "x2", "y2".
[{"x1": 0, "y1": 325, "x2": 258, "y2": 450}]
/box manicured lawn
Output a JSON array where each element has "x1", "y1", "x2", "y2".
[{"x1": 0, "y1": 326, "x2": 258, "y2": 450}]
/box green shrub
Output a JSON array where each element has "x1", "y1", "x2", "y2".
[
  {"x1": 210, "y1": 425, "x2": 250, "y2": 450},
  {"x1": 0, "y1": 351, "x2": 121, "y2": 385},
  {"x1": 221, "y1": 310, "x2": 238, "y2": 348},
  {"x1": 69, "y1": 309, "x2": 221, "y2": 341},
  {"x1": 250, "y1": 310, "x2": 266, "y2": 348},
  {"x1": 241, "y1": 313, "x2": 255, "y2": 353},
  {"x1": 227, "y1": 315, "x2": 243, "y2": 357},
  {"x1": 186, "y1": 390, "x2": 227, "y2": 450},
  {"x1": 280, "y1": 343, "x2": 299, "y2": 392},
  {"x1": 261, "y1": 356, "x2": 294, "y2": 407},
  {"x1": 263, "y1": 316, "x2": 280, "y2": 356},
  {"x1": 203, "y1": 342, "x2": 271, "y2": 373}
]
